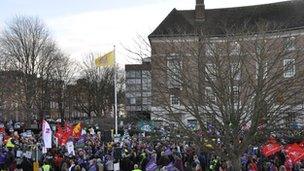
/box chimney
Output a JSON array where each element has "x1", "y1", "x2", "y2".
[{"x1": 195, "y1": 0, "x2": 205, "y2": 22}]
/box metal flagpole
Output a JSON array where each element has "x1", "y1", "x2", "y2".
[{"x1": 114, "y1": 46, "x2": 118, "y2": 135}]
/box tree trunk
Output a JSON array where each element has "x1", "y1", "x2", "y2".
[{"x1": 230, "y1": 157, "x2": 242, "y2": 171}]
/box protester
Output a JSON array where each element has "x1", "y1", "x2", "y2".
[{"x1": 1, "y1": 120, "x2": 304, "y2": 171}]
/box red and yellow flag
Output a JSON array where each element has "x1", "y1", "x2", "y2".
[{"x1": 72, "y1": 123, "x2": 82, "y2": 138}]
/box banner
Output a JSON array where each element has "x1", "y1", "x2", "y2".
[
  {"x1": 284, "y1": 143, "x2": 304, "y2": 164},
  {"x1": 42, "y1": 120, "x2": 52, "y2": 148},
  {"x1": 66, "y1": 141, "x2": 75, "y2": 156},
  {"x1": 261, "y1": 141, "x2": 281, "y2": 157}
]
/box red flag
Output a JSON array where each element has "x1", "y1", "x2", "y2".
[
  {"x1": 261, "y1": 140, "x2": 282, "y2": 157},
  {"x1": 284, "y1": 143, "x2": 304, "y2": 164},
  {"x1": 64, "y1": 123, "x2": 72, "y2": 137},
  {"x1": 60, "y1": 132, "x2": 69, "y2": 146},
  {"x1": 55, "y1": 124, "x2": 72, "y2": 146},
  {"x1": 299, "y1": 141, "x2": 304, "y2": 148},
  {"x1": 54, "y1": 124, "x2": 63, "y2": 139}
]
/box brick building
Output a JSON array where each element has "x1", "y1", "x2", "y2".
[
  {"x1": 149, "y1": 0, "x2": 304, "y2": 127},
  {"x1": 0, "y1": 70, "x2": 25, "y2": 121}
]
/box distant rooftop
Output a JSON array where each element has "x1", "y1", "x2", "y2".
[{"x1": 149, "y1": 0, "x2": 304, "y2": 38}]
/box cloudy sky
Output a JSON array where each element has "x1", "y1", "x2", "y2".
[{"x1": 0, "y1": 0, "x2": 288, "y2": 66}]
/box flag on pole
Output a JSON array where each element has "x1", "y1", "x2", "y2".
[
  {"x1": 95, "y1": 50, "x2": 115, "y2": 67},
  {"x1": 42, "y1": 120, "x2": 52, "y2": 148},
  {"x1": 72, "y1": 123, "x2": 82, "y2": 138}
]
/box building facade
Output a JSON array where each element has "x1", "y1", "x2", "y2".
[
  {"x1": 149, "y1": 0, "x2": 304, "y2": 128},
  {"x1": 125, "y1": 58, "x2": 152, "y2": 121}
]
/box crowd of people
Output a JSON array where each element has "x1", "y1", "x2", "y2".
[{"x1": 0, "y1": 122, "x2": 304, "y2": 171}]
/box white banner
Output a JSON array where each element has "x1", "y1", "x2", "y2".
[
  {"x1": 66, "y1": 141, "x2": 75, "y2": 156},
  {"x1": 42, "y1": 120, "x2": 52, "y2": 148},
  {"x1": 0, "y1": 134, "x2": 3, "y2": 146}
]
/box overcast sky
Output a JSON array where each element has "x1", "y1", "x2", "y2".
[{"x1": 0, "y1": 0, "x2": 289, "y2": 66}]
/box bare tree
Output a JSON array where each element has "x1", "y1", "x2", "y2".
[
  {"x1": 31, "y1": 49, "x2": 78, "y2": 123},
  {"x1": 73, "y1": 54, "x2": 124, "y2": 125},
  {"x1": 146, "y1": 23, "x2": 304, "y2": 169},
  {"x1": 0, "y1": 16, "x2": 59, "y2": 124}
]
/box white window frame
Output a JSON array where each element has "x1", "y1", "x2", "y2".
[
  {"x1": 205, "y1": 87, "x2": 216, "y2": 102},
  {"x1": 232, "y1": 86, "x2": 240, "y2": 107},
  {"x1": 230, "y1": 41, "x2": 241, "y2": 55},
  {"x1": 130, "y1": 97, "x2": 136, "y2": 105},
  {"x1": 187, "y1": 119, "x2": 198, "y2": 130},
  {"x1": 256, "y1": 62, "x2": 268, "y2": 79},
  {"x1": 205, "y1": 63, "x2": 216, "y2": 80},
  {"x1": 167, "y1": 57, "x2": 182, "y2": 88},
  {"x1": 284, "y1": 36, "x2": 296, "y2": 51},
  {"x1": 205, "y1": 42, "x2": 215, "y2": 56},
  {"x1": 231, "y1": 63, "x2": 241, "y2": 80},
  {"x1": 283, "y1": 59, "x2": 295, "y2": 78},
  {"x1": 170, "y1": 95, "x2": 180, "y2": 106}
]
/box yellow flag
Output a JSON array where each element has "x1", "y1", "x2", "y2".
[{"x1": 95, "y1": 50, "x2": 115, "y2": 67}]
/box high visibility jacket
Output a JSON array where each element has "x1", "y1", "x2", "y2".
[
  {"x1": 132, "y1": 169, "x2": 142, "y2": 171},
  {"x1": 5, "y1": 138, "x2": 14, "y2": 148},
  {"x1": 42, "y1": 164, "x2": 51, "y2": 171}
]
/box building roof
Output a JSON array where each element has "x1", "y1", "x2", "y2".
[
  {"x1": 125, "y1": 61, "x2": 151, "y2": 71},
  {"x1": 149, "y1": 0, "x2": 304, "y2": 38}
]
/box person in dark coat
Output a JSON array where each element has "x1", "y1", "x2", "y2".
[{"x1": 21, "y1": 157, "x2": 33, "y2": 171}]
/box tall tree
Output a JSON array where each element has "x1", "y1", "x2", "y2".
[
  {"x1": 74, "y1": 54, "x2": 124, "y2": 124},
  {"x1": 148, "y1": 23, "x2": 304, "y2": 169},
  {"x1": 0, "y1": 16, "x2": 59, "y2": 124},
  {"x1": 50, "y1": 51, "x2": 78, "y2": 123}
]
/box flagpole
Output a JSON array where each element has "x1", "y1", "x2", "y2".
[{"x1": 114, "y1": 46, "x2": 118, "y2": 136}]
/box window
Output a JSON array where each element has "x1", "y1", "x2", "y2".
[
  {"x1": 142, "y1": 78, "x2": 151, "y2": 90},
  {"x1": 187, "y1": 119, "x2": 198, "y2": 130},
  {"x1": 205, "y1": 87, "x2": 216, "y2": 102},
  {"x1": 233, "y1": 86, "x2": 239, "y2": 99},
  {"x1": 231, "y1": 63, "x2": 241, "y2": 80},
  {"x1": 232, "y1": 86, "x2": 240, "y2": 107},
  {"x1": 129, "y1": 97, "x2": 136, "y2": 105},
  {"x1": 50, "y1": 102, "x2": 59, "y2": 109},
  {"x1": 167, "y1": 58, "x2": 182, "y2": 88},
  {"x1": 283, "y1": 59, "x2": 295, "y2": 78},
  {"x1": 129, "y1": 85, "x2": 141, "y2": 91},
  {"x1": 284, "y1": 36, "x2": 296, "y2": 50},
  {"x1": 256, "y1": 62, "x2": 268, "y2": 79},
  {"x1": 170, "y1": 95, "x2": 180, "y2": 106},
  {"x1": 143, "y1": 92, "x2": 151, "y2": 97},
  {"x1": 142, "y1": 71, "x2": 150, "y2": 78},
  {"x1": 126, "y1": 71, "x2": 136, "y2": 78},
  {"x1": 205, "y1": 64, "x2": 216, "y2": 80},
  {"x1": 230, "y1": 41, "x2": 241, "y2": 54},
  {"x1": 126, "y1": 79, "x2": 141, "y2": 84},
  {"x1": 206, "y1": 42, "x2": 215, "y2": 56},
  {"x1": 142, "y1": 97, "x2": 150, "y2": 105},
  {"x1": 135, "y1": 71, "x2": 141, "y2": 78}
]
